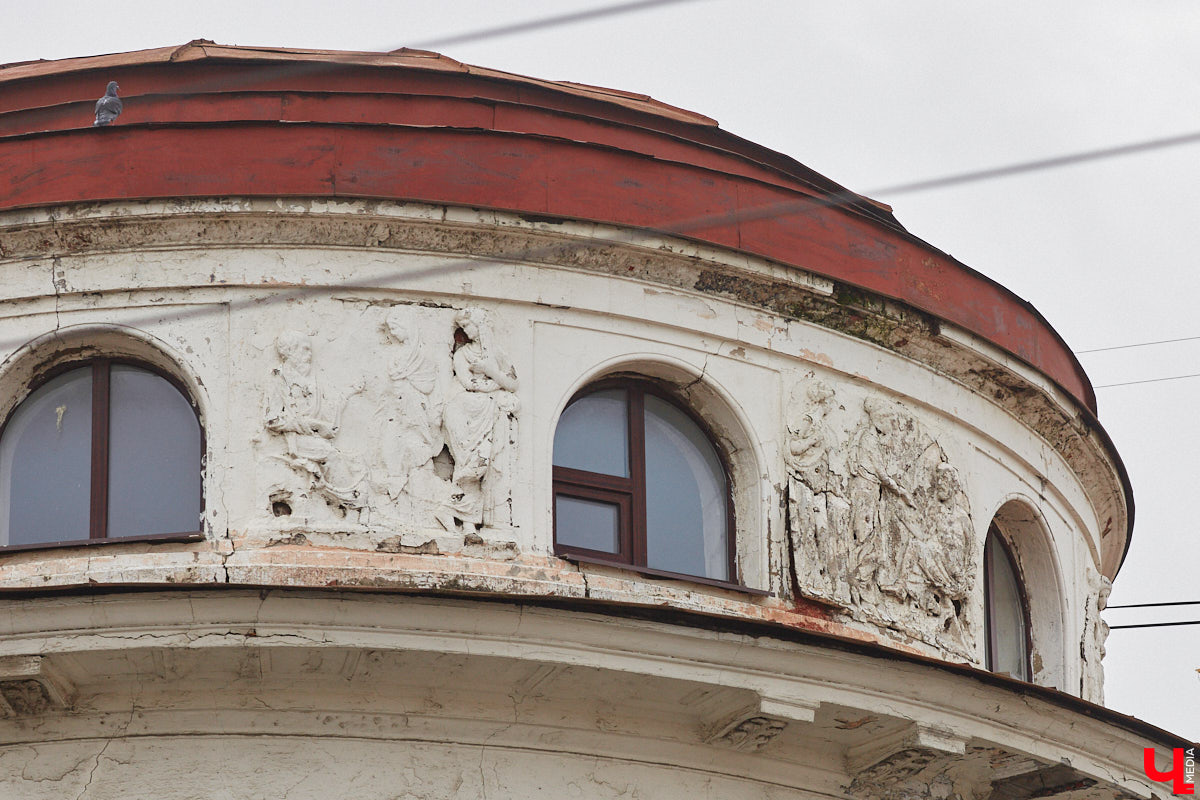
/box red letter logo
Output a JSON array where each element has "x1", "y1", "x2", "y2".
[{"x1": 1144, "y1": 748, "x2": 1196, "y2": 795}]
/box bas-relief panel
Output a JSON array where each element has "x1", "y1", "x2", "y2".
[
  {"x1": 785, "y1": 376, "x2": 977, "y2": 657},
  {"x1": 1080, "y1": 572, "x2": 1112, "y2": 703},
  {"x1": 256, "y1": 305, "x2": 519, "y2": 534}
]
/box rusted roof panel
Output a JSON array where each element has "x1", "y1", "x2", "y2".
[
  {"x1": 0, "y1": 40, "x2": 718, "y2": 127},
  {"x1": 0, "y1": 41, "x2": 1104, "y2": 421}
]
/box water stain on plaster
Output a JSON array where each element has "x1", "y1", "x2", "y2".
[{"x1": 797, "y1": 349, "x2": 834, "y2": 368}]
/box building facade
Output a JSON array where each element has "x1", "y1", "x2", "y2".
[{"x1": 0, "y1": 42, "x2": 1188, "y2": 798}]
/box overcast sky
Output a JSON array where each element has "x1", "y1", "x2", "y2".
[{"x1": 4, "y1": 1, "x2": 1196, "y2": 739}]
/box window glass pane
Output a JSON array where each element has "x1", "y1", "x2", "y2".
[
  {"x1": 107, "y1": 365, "x2": 202, "y2": 537},
  {"x1": 643, "y1": 395, "x2": 728, "y2": 581},
  {"x1": 555, "y1": 494, "x2": 620, "y2": 553},
  {"x1": 987, "y1": 535, "x2": 1029, "y2": 680},
  {"x1": 0, "y1": 368, "x2": 93, "y2": 546},
  {"x1": 553, "y1": 389, "x2": 629, "y2": 477}
]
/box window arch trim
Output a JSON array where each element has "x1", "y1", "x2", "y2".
[
  {"x1": 0, "y1": 356, "x2": 206, "y2": 550},
  {"x1": 553, "y1": 377, "x2": 762, "y2": 594}
]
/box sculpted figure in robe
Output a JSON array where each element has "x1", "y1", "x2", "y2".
[
  {"x1": 1083, "y1": 575, "x2": 1113, "y2": 701},
  {"x1": 375, "y1": 310, "x2": 456, "y2": 530},
  {"x1": 264, "y1": 331, "x2": 366, "y2": 510},
  {"x1": 840, "y1": 396, "x2": 975, "y2": 653},
  {"x1": 1097, "y1": 576, "x2": 1112, "y2": 661},
  {"x1": 785, "y1": 380, "x2": 852, "y2": 605},
  {"x1": 442, "y1": 308, "x2": 519, "y2": 527},
  {"x1": 848, "y1": 397, "x2": 923, "y2": 609},
  {"x1": 896, "y1": 461, "x2": 974, "y2": 645},
  {"x1": 921, "y1": 464, "x2": 973, "y2": 598}
]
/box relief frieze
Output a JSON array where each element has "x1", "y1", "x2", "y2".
[
  {"x1": 258, "y1": 305, "x2": 518, "y2": 534},
  {"x1": 786, "y1": 378, "x2": 976, "y2": 656}
]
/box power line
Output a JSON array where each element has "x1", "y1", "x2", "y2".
[
  {"x1": 0, "y1": 129, "x2": 1131, "y2": 352},
  {"x1": 1093, "y1": 372, "x2": 1200, "y2": 390},
  {"x1": 409, "y1": 0, "x2": 705, "y2": 49},
  {"x1": 14, "y1": 121, "x2": 1200, "y2": 355},
  {"x1": 1076, "y1": 334, "x2": 1200, "y2": 355},
  {"x1": 1107, "y1": 600, "x2": 1200, "y2": 609},
  {"x1": 1108, "y1": 620, "x2": 1200, "y2": 630},
  {"x1": 867, "y1": 129, "x2": 1200, "y2": 196},
  {"x1": 20, "y1": 7, "x2": 1200, "y2": 367},
  {"x1": 132, "y1": 0, "x2": 712, "y2": 102}
]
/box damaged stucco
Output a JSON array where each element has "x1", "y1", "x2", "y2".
[
  {"x1": 0, "y1": 198, "x2": 1155, "y2": 798},
  {"x1": 0, "y1": 591, "x2": 1175, "y2": 800},
  {"x1": 0, "y1": 198, "x2": 1122, "y2": 686}
]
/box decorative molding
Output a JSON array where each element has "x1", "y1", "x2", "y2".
[
  {"x1": 0, "y1": 655, "x2": 75, "y2": 716},
  {"x1": 705, "y1": 711, "x2": 788, "y2": 752},
  {"x1": 845, "y1": 722, "x2": 968, "y2": 776}
]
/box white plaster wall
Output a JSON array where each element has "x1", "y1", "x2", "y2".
[
  {"x1": 0, "y1": 199, "x2": 1122, "y2": 699},
  {"x1": 0, "y1": 738, "x2": 824, "y2": 800},
  {"x1": 0, "y1": 592, "x2": 1169, "y2": 800}
]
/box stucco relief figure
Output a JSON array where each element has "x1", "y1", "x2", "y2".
[
  {"x1": 895, "y1": 462, "x2": 975, "y2": 647},
  {"x1": 785, "y1": 380, "x2": 852, "y2": 606},
  {"x1": 848, "y1": 397, "x2": 924, "y2": 610},
  {"x1": 374, "y1": 310, "x2": 456, "y2": 531},
  {"x1": 264, "y1": 331, "x2": 366, "y2": 513},
  {"x1": 442, "y1": 308, "x2": 520, "y2": 527},
  {"x1": 1097, "y1": 576, "x2": 1112, "y2": 660},
  {"x1": 841, "y1": 396, "x2": 975, "y2": 653},
  {"x1": 1083, "y1": 575, "x2": 1113, "y2": 701}
]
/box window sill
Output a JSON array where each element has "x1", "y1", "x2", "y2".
[
  {"x1": 557, "y1": 551, "x2": 771, "y2": 597},
  {"x1": 0, "y1": 531, "x2": 205, "y2": 554}
]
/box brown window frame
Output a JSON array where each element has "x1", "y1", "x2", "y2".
[
  {"x1": 983, "y1": 524, "x2": 1033, "y2": 680},
  {"x1": 553, "y1": 378, "x2": 750, "y2": 592},
  {"x1": 0, "y1": 357, "x2": 205, "y2": 549}
]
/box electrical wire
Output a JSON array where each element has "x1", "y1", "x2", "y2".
[
  {"x1": 408, "y1": 0, "x2": 706, "y2": 49},
  {"x1": 1092, "y1": 373, "x2": 1200, "y2": 390},
  {"x1": 15, "y1": 120, "x2": 1200, "y2": 355},
  {"x1": 1108, "y1": 620, "x2": 1200, "y2": 630},
  {"x1": 16, "y1": 4, "x2": 1200, "y2": 380},
  {"x1": 1075, "y1": 335, "x2": 1200, "y2": 355},
  {"x1": 5, "y1": 8, "x2": 1200, "y2": 633},
  {"x1": 110, "y1": 0, "x2": 712, "y2": 101},
  {"x1": 866, "y1": 131, "x2": 1200, "y2": 195}
]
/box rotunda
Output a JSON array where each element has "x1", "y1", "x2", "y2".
[{"x1": 0, "y1": 41, "x2": 1188, "y2": 798}]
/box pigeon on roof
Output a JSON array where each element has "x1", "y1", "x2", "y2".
[{"x1": 93, "y1": 81, "x2": 122, "y2": 126}]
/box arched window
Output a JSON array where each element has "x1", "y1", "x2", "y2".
[
  {"x1": 0, "y1": 359, "x2": 203, "y2": 547},
  {"x1": 552, "y1": 381, "x2": 734, "y2": 584},
  {"x1": 984, "y1": 525, "x2": 1031, "y2": 680}
]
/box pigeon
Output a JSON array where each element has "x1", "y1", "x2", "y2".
[{"x1": 93, "y1": 81, "x2": 122, "y2": 126}]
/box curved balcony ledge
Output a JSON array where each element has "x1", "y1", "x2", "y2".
[{"x1": 0, "y1": 589, "x2": 1181, "y2": 798}]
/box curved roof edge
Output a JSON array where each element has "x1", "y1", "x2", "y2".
[{"x1": 0, "y1": 42, "x2": 1097, "y2": 409}]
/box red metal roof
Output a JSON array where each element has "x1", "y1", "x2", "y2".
[
  {"x1": 0, "y1": 41, "x2": 719, "y2": 126},
  {"x1": 0, "y1": 42, "x2": 1097, "y2": 417}
]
